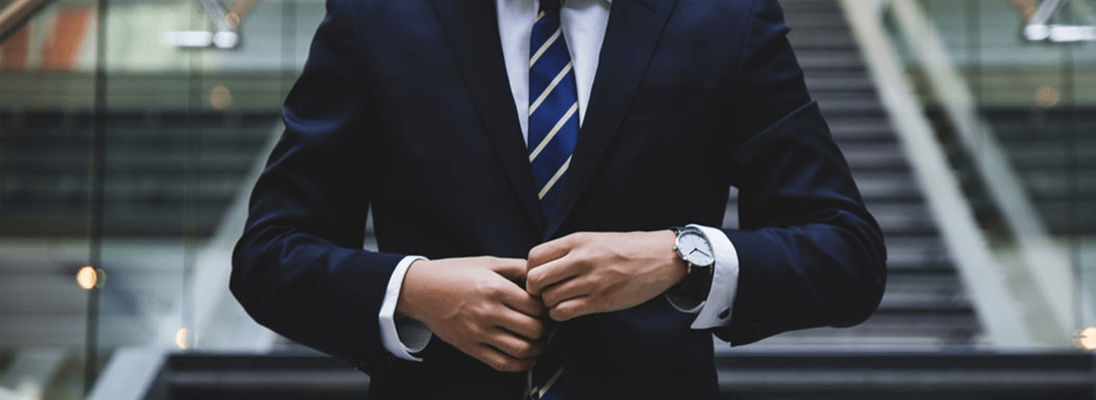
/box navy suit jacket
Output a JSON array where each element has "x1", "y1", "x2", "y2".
[{"x1": 231, "y1": 0, "x2": 887, "y2": 398}]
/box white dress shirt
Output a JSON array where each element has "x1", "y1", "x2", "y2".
[{"x1": 378, "y1": 0, "x2": 741, "y2": 361}]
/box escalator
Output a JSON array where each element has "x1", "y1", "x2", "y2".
[
  {"x1": 2, "y1": 0, "x2": 1095, "y2": 399},
  {"x1": 131, "y1": 1, "x2": 1095, "y2": 399},
  {"x1": 724, "y1": 0, "x2": 982, "y2": 351}
]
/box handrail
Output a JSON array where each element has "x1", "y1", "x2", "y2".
[
  {"x1": 840, "y1": 0, "x2": 1049, "y2": 348},
  {"x1": 887, "y1": 0, "x2": 1076, "y2": 345},
  {"x1": 164, "y1": 0, "x2": 261, "y2": 49},
  {"x1": 227, "y1": 0, "x2": 260, "y2": 26},
  {"x1": 0, "y1": 0, "x2": 52, "y2": 43},
  {"x1": 1025, "y1": 0, "x2": 1095, "y2": 25},
  {"x1": 197, "y1": 0, "x2": 239, "y2": 48},
  {"x1": 1017, "y1": 0, "x2": 1096, "y2": 42}
]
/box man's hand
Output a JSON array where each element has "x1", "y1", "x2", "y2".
[
  {"x1": 526, "y1": 231, "x2": 687, "y2": 322},
  {"x1": 396, "y1": 256, "x2": 546, "y2": 372}
]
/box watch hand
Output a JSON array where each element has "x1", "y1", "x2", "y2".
[{"x1": 688, "y1": 248, "x2": 710, "y2": 257}]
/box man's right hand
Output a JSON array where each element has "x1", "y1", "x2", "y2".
[{"x1": 396, "y1": 256, "x2": 546, "y2": 372}]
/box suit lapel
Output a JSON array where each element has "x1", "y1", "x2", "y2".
[
  {"x1": 432, "y1": 0, "x2": 546, "y2": 232},
  {"x1": 543, "y1": 0, "x2": 678, "y2": 239}
]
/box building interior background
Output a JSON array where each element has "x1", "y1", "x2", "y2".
[{"x1": 0, "y1": 0, "x2": 1094, "y2": 398}]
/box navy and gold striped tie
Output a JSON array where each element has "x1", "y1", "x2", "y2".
[
  {"x1": 528, "y1": 2, "x2": 574, "y2": 398},
  {"x1": 528, "y1": 0, "x2": 579, "y2": 220}
]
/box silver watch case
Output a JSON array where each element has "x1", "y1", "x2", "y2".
[{"x1": 673, "y1": 226, "x2": 715, "y2": 273}]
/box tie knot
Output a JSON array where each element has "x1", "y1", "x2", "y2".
[{"x1": 539, "y1": 0, "x2": 561, "y2": 13}]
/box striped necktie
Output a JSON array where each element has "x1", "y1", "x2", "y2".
[
  {"x1": 528, "y1": 0, "x2": 579, "y2": 220},
  {"x1": 528, "y1": 3, "x2": 574, "y2": 398}
]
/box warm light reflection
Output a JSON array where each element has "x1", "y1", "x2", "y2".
[
  {"x1": 1034, "y1": 85, "x2": 1060, "y2": 109},
  {"x1": 1077, "y1": 327, "x2": 1096, "y2": 350},
  {"x1": 176, "y1": 328, "x2": 191, "y2": 349},
  {"x1": 209, "y1": 85, "x2": 233, "y2": 110},
  {"x1": 76, "y1": 266, "x2": 98, "y2": 290}
]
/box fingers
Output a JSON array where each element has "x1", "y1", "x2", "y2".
[
  {"x1": 498, "y1": 286, "x2": 547, "y2": 317},
  {"x1": 527, "y1": 233, "x2": 581, "y2": 269},
  {"x1": 549, "y1": 297, "x2": 593, "y2": 322},
  {"x1": 488, "y1": 257, "x2": 529, "y2": 283},
  {"x1": 541, "y1": 276, "x2": 595, "y2": 308},
  {"x1": 473, "y1": 342, "x2": 537, "y2": 372},
  {"x1": 487, "y1": 328, "x2": 543, "y2": 359},
  {"x1": 483, "y1": 266, "x2": 546, "y2": 317},
  {"x1": 493, "y1": 307, "x2": 546, "y2": 340},
  {"x1": 526, "y1": 255, "x2": 585, "y2": 296}
]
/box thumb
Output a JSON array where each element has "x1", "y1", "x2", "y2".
[{"x1": 489, "y1": 257, "x2": 528, "y2": 282}]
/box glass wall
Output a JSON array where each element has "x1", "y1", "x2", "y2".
[
  {"x1": 0, "y1": 0, "x2": 1093, "y2": 397},
  {"x1": 0, "y1": 0, "x2": 323, "y2": 396},
  {"x1": 895, "y1": 0, "x2": 1095, "y2": 342}
]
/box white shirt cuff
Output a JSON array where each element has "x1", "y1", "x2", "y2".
[
  {"x1": 378, "y1": 255, "x2": 433, "y2": 362},
  {"x1": 664, "y1": 224, "x2": 740, "y2": 330}
]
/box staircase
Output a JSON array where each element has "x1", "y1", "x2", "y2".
[
  {"x1": 0, "y1": 0, "x2": 979, "y2": 356},
  {"x1": 0, "y1": 109, "x2": 278, "y2": 238},
  {"x1": 719, "y1": 0, "x2": 982, "y2": 352},
  {"x1": 132, "y1": 1, "x2": 1018, "y2": 398},
  {"x1": 135, "y1": 351, "x2": 1096, "y2": 400},
  {"x1": 985, "y1": 108, "x2": 1096, "y2": 236},
  {"x1": 21, "y1": 0, "x2": 1096, "y2": 398},
  {"x1": 0, "y1": 109, "x2": 278, "y2": 375}
]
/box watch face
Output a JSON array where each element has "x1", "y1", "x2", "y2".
[{"x1": 678, "y1": 231, "x2": 715, "y2": 267}]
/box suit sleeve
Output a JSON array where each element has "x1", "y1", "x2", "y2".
[
  {"x1": 230, "y1": 0, "x2": 403, "y2": 375},
  {"x1": 713, "y1": 0, "x2": 888, "y2": 346}
]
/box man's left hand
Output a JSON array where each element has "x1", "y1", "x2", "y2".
[{"x1": 526, "y1": 231, "x2": 687, "y2": 321}]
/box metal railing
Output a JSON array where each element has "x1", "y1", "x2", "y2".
[
  {"x1": 840, "y1": 0, "x2": 1039, "y2": 348},
  {"x1": 0, "y1": 0, "x2": 52, "y2": 42},
  {"x1": 839, "y1": 0, "x2": 1091, "y2": 348},
  {"x1": 163, "y1": 0, "x2": 261, "y2": 49},
  {"x1": 1014, "y1": 0, "x2": 1096, "y2": 42},
  {"x1": 886, "y1": 0, "x2": 1078, "y2": 346}
]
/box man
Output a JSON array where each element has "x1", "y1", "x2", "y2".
[{"x1": 231, "y1": 0, "x2": 887, "y2": 398}]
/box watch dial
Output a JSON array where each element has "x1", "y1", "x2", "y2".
[{"x1": 680, "y1": 232, "x2": 715, "y2": 266}]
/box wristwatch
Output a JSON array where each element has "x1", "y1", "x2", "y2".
[{"x1": 668, "y1": 226, "x2": 716, "y2": 308}]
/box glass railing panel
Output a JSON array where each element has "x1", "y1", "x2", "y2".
[
  {"x1": 91, "y1": 0, "x2": 324, "y2": 366},
  {"x1": 1, "y1": 0, "x2": 325, "y2": 396},
  {"x1": 911, "y1": 0, "x2": 1096, "y2": 345},
  {"x1": 0, "y1": 0, "x2": 102, "y2": 397}
]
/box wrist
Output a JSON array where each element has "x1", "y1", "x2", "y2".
[
  {"x1": 395, "y1": 258, "x2": 429, "y2": 321},
  {"x1": 655, "y1": 230, "x2": 688, "y2": 286},
  {"x1": 667, "y1": 225, "x2": 716, "y2": 306}
]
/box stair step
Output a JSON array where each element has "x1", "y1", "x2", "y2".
[
  {"x1": 805, "y1": 76, "x2": 878, "y2": 92},
  {"x1": 1020, "y1": 170, "x2": 1096, "y2": 199},
  {"x1": 869, "y1": 203, "x2": 938, "y2": 234},
  {"x1": 789, "y1": 32, "x2": 860, "y2": 51},
  {"x1": 798, "y1": 54, "x2": 869, "y2": 71},
  {"x1": 883, "y1": 238, "x2": 953, "y2": 271},
  {"x1": 853, "y1": 172, "x2": 923, "y2": 201},
  {"x1": 727, "y1": 317, "x2": 981, "y2": 349},
  {"x1": 714, "y1": 352, "x2": 1095, "y2": 398},
  {"x1": 827, "y1": 118, "x2": 897, "y2": 142},
  {"x1": 840, "y1": 142, "x2": 912, "y2": 170},
  {"x1": 145, "y1": 352, "x2": 1096, "y2": 399},
  {"x1": 1005, "y1": 141, "x2": 1096, "y2": 168},
  {"x1": 816, "y1": 98, "x2": 887, "y2": 115}
]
